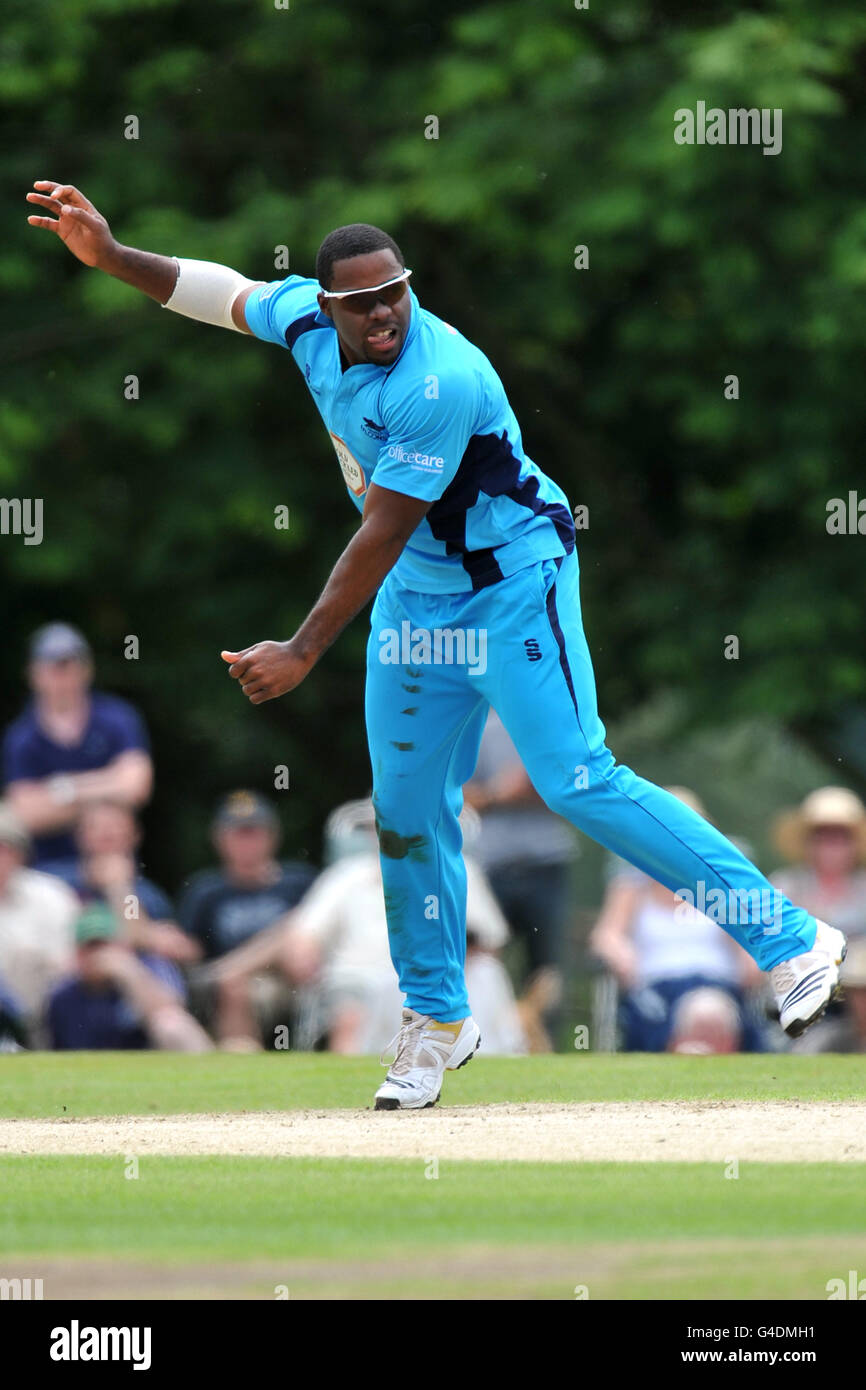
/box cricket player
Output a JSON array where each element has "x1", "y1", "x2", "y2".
[{"x1": 27, "y1": 180, "x2": 847, "y2": 1108}]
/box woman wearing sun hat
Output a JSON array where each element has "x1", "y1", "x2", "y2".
[
  {"x1": 770, "y1": 787, "x2": 866, "y2": 1051},
  {"x1": 771, "y1": 787, "x2": 866, "y2": 940}
]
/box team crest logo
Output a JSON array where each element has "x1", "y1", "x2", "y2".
[
  {"x1": 329, "y1": 432, "x2": 367, "y2": 496},
  {"x1": 361, "y1": 415, "x2": 388, "y2": 441}
]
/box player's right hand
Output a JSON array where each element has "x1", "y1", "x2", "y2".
[{"x1": 25, "y1": 181, "x2": 116, "y2": 268}]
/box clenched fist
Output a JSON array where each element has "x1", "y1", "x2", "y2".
[{"x1": 221, "y1": 640, "x2": 315, "y2": 705}]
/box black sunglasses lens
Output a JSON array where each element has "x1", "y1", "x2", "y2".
[{"x1": 341, "y1": 280, "x2": 408, "y2": 313}]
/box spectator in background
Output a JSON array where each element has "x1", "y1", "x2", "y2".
[
  {"x1": 464, "y1": 707, "x2": 578, "y2": 1048},
  {"x1": 589, "y1": 787, "x2": 765, "y2": 1053},
  {"x1": 828, "y1": 938, "x2": 866, "y2": 1052},
  {"x1": 46, "y1": 902, "x2": 211, "y2": 1052},
  {"x1": 666, "y1": 987, "x2": 744, "y2": 1055},
  {"x1": 179, "y1": 790, "x2": 315, "y2": 1046},
  {"x1": 0, "y1": 981, "x2": 27, "y2": 1051},
  {"x1": 2, "y1": 623, "x2": 153, "y2": 876},
  {"x1": 0, "y1": 801, "x2": 77, "y2": 1044},
  {"x1": 771, "y1": 786, "x2": 866, "y2": 1052},
  {"x1": 210, "y1": 798, "x2": 527, "y2": 1055},
  {"x1": 57, "y1": 799, "x2": 199, "y2": 965}
]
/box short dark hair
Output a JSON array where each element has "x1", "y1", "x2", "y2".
[{"x1": 315, "y1": 223, "x2": 404, "y2": 291}]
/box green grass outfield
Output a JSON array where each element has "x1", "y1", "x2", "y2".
[
  {"x1": 1, "y1": 1053, "x2": 865, "y2": 1299},
  {"x1": 1, "y1": 1050, "x2": 865, "y2": 1118}
]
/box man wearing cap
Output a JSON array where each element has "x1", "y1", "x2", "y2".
[
  {"x1": 179, "y1": 791, "x2": 315, "y2": 1046},
  {"x1": 46, "y1": 901, "x2": 211, "y2": 1051},
  {"x1": 2, "y1": 623, "x2": 153, "y2": 874},
  {"x1": 0, "y1": 800, "x2": 78, "y2": 1043}
]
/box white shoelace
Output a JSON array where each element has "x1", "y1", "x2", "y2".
[{"x1": 379, "y1": 1012, "x2": 430, "y2": 1074}]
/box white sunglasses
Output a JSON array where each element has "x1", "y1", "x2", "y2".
[{"x1": 319, "y1": 268, "x2": 413, "y2": 305}]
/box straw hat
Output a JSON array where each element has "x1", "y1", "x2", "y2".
[{"x1": 773, "y1": 786, "x2": 866, "y2": 864}]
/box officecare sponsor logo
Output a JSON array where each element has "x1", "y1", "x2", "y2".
[{"x1": 387, "y1": 444, "x2": 444, "y2": 473}]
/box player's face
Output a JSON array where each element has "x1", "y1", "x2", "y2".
[{"x1": 317, "y1": 250, "x2": 412, "y2": 368}]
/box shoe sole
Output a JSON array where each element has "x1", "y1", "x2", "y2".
[
  {"x1": 374, "y1": 1094, "x2": 439, "y2": 1111},
  {"x1": 784, "y1": 944, "x2": 847, "y2": 1040},
  {"x1": 447, "y1": 1032, "x2": 482, "y2": 1071},
  {"x1": 374, "y1": 1034, "x2": 481, "y2": 1110}
]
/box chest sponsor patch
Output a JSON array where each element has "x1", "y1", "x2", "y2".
[{"x1": 329, "y1": 431, "x2": 367, "y2": 496}]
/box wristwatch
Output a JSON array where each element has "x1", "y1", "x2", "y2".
[{"x1": 48, "y1": 774, "x2": 77, "y2": 805}]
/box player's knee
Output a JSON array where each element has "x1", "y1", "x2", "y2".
[{"x1": 536, "y1": 747, "x2": 613, "y2": 821}]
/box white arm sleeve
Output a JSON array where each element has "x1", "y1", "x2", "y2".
[{"x1": 162, "y1": 258, "x2": 256, "y2": 332}]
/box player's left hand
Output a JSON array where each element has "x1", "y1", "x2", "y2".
[{"x1": 221, "y1": 640, "x2": 314, "y2": 704}]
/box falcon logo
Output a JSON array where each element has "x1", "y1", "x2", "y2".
[{"x1": 361, "y1": 416, "x2": 388, "y2": 441}]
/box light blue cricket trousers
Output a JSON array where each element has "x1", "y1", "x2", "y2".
[{"x1": 365, "y1": 549, "x2": 817, "y2": 1021}]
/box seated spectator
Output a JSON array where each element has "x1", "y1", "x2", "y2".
[
  {"x1": 771, "y1": 786, "x2": 866, "y2": 1052},
  {"x1": 589, "y1": 787, "x2": 765, "y2": 1053},
  {"x1": 823, "y1": 938, "x2": 866, "y2": 1052},
  {"x1": 56, "y1": 799, "x2": 199, "y2": 964},
  {"x1": 210, "y1": 798, "x2": 527, "y2": 1056},
  {"x1": 46, "y1": 902, "x2": 211, "y2": 1051},
  {"x1": 0, "y1": 800, "x2": 77, "y2": 1044},
  {"x1": 179, "y1": 791, "x2": 315, "y2": 1046},
  {"x1": 667, "y1": 987, "x2": 743, "y2": 1055},
  {"x1": 464, "y1": 708, "x2": 577, "y2": 1048},
  {"x1": 0, "y1": 978, "x2": 28, "y2": 1051},
  {"x1": 2, "y1": 623, "x2": 153, "y2": 876}
]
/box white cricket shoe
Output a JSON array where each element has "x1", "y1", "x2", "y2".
[
  {"x1": 374, "y1": 1008, "x2": 481, "y2": 1110},
  {"x1": 770, "y1": 920, "x2": 847, "y2": 1039}
]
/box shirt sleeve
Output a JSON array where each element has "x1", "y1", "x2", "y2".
[
  {"x1": 138, "y1": 879, "x2": 174, "y2": 921},
  {"x1": 244, "y1": 276, "x2": 323, "y2": 349},
  {"x1": 105, "y1": 698, "x2": 150, "y2": 756},
  {"x1": 603, "y1": 852, "x2": 647, "y2": 886},
  {"x1": 177, "y1": 877, "x2": 212, "y2": 947},
  {"x1": 291, "y1": 864, "x2": 348, "y2": 945},
  {"x1": 373, "y1": 368, "x2": 480, "y2": 502},
  {"x1": 2, "y1": 722, "x2": 32, "y2": 785},
  {"x1": 140, "y1": 954, "x2": 186, "y2": 1000},
  {"x1": 465, "y1": 857, "x2": 510, "y2": 950}
]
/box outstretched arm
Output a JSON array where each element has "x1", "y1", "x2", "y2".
[
  {"x1": 222, "y1": 482, "x2": 431, "y2": 703},
  {"x1": 26, "y1": 181, "x2": 261, "y2": 331}
]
